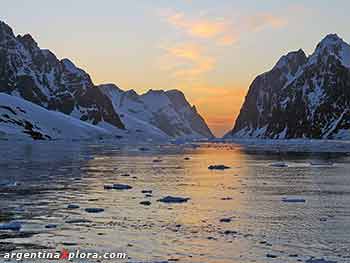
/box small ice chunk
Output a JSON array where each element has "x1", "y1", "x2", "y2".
[
  {"x1": 310, "y1": 161, "x2": 334, "y2": 167},
  {"x1": 139, "y1": 147, "x2": 150, "y2": 151},
  {"x1": 65, "y1": 219, "x2": 92, "y2": 224},
  {"x1": 306, "y1": 258, "x2": 337, "y2": 263},
  {"x1": 45, "y1": 224, "x2": 57, "y2": 229},
  {"x1": 67, "y1": 204, "x2": 80, "y2": 209},
  {"x1": 208, "y1": 165, "x2": 231, "y2": 170},
  {"x1": 0, "y1": 221, "x2": 22, "y2": 231},
  {"x1": 282, "y1": 197, "x2": 306, "y2": 203},
  {"x1": 158, "y1": 196, "x2": 190, "y2": 204},
  {"x1": 140, "y1": 201, "x2": 152, "y2": 206},
  {"x1": 104, "y1": 184, "x2": 132, "y2": 190},
  {"x1": 266, "y1": 254, "x2": 278, "y2": 258},
  {"x1": 85, "y1": 208, "x2": 104, "y2": 213},
  {"x1": 270, "y1": 162, "x2": 288, "y2": 168},
  {"x1": 223, "y1": 230, "x2": 238, "y2": 235}
]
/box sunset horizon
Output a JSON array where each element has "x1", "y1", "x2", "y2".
[
  {"x1": 3, "y1": 0, "x2": 349, "y2": 137},
  {"x1": 2, "y1": 2, "x2": 350, "y2": 263}
]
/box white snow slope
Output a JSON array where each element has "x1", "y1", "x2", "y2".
[
  {"x1": 99, "y1": 84, "x2": 214, "y2": 140},
  {"x1": 0, "y1": 93, "x2": 111, "y2": 141}
]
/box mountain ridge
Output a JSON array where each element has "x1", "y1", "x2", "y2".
[
  {"x1": 0, "y1": 20, "x2": 213, "y2": 140},
  {"x1": 225, "y1": 33, "x2": 350, "y2": 140},
  {"x1": 99, "y1": 84, "x2": 214, "y2": 139}
]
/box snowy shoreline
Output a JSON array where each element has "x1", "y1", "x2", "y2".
[{"x1": 208, "y1": 139, "x2": 350, "y2": 153}]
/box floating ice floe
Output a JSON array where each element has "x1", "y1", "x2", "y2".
[
  {"x1": 208, "y1": 165, "x2": 231, "y2": 170},
  {"x1": 0, "y1": 221, "x2": 22, "y2": 231},
  {"x1": 65, "y1": 219, "x2": 92, "y2": 224},
  {"x1": 158, "y1": 196, "x2": 190, "y2": 204},
  {"x1": 67, "y1": 204, "x2": 80, "y2": 209},
  {"x1": 140, "y1": 201, "x2": 152, "y2": 206},
  {"x1": 223, "y1": 230, "x2": 238, "y2": 235},
  {"x1": 270, "y1": 162, "x2": 288, "y2": 168},
  {"x1": 220, "y1": 218, "x2": 232, "y2": 223},
  {"x1": 310, "y1": 161, "x2": 334, "y2": 167},
  {"x1": 138, "y1": 147, "x2": 150, "y2": 152},
  {"x1": 104, "y1": 184, "x2": 133, "y2": 190},
  {"x1": 282, "y1": 197, "x2": 306, "y2": 203},
  {"x1": 266, "y1": 254, "x2": 278, "y2": 258},
  {"x1": 45, "y1": 224, "x2": 57, "y2": 229},
  {"x1": 306, "y1": 258, "x2": 337, "y2": 263},
  {"x1": 85, "y1": 208, "x2": 105, "y2": 213}
]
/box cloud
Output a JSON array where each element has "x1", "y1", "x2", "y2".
[
  {"x1": 160, "y1": 10, "x2": 239, "y2": 46},
  {"x1": 246, "y1": 13, "x2": 288, "y2": 32},
  {"x1": 160, "y1": 9, "x2": 288, "y2": 46},
  {"x1": 159, "y1": 42, "x2": 215, "y2": 79}
]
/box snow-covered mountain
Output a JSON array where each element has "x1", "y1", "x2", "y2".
[
  {"x1": 225, "y1": 34, "x2": 350, "y2": 140},
  {"x1": 0, "y1": 93, "x2": 112, "y2": 140},
  {"x1": 99, "y1": 84, "x2": 214, "y2": 139},
  {"x1": 0, "y1": 21, "x2": 124, "y2": 130},
  {"x1": 0, "y1": 20, "x2": 213, "y2": 141}
]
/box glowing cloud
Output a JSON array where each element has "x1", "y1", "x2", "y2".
[
  {"x1": 161, "y1": 10, "x2": 239, "y2": 46},
  {"x1": 159, "y1": 43, "x2": 215, "y2": 79},
  {"x1": 247, "y1": 13, "x2": 288, "y2": 32}
]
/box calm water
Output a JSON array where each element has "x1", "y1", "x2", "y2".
[{"x1": 0, "y1": 141, "x2": 350, "y2": 263}]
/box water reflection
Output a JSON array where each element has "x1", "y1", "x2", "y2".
[{"x1": 0, "y1": 141, "x2": 349, "y2": 263}]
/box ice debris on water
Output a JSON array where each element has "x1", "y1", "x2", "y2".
[
  {"x1": 306, "y1": 258, "x2": 337, "y2": 263},
  {"x1": 282, "y1": 197, "x2": 306, "y2": 203},
  {"x1": 208, "y1": 165, "x2": 231, "y2": 170},
  {"x1": 158, "y1": 196, "x2": 190, "y2": 204},
  {"x1": 65, "y1": 219, "x2": 92, "y2": 224},
  {"x1": 310, "y1": 161, "x2": 334, "y2": 167},
  {"x1": 270, "y1": 162, "x2": 288, "y2": 168},
  {"x1": 104, "y1": 184, "x2": 132, "y2": 190},
  {"x1": 45, "y1": 224, "x2": 57, "y2": 229},
  {"x1": 0, "y1": 221, "x2": 22, "y2": 231},
  {"x1": 140, "y1": 201, "x2": 152, "y2": 206},
  {"x1": 220, "y1": 218, "x2": 232, "y2": 223},
  {"x1": 85, "y1": 208, "x2": 105, "y2": 213},
  {"x1": 67, "y1": 204, "x2": 80, "y2": 209}
]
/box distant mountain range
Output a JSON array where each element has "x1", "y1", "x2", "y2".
[
  {"x1": 0, "y1": 20, "x2": 213, "y2": 141},
  {"x1": 99, "y1": 84, "x2": 213, "y2": 140},
  {"x1": 225, "y1": 34, "x2": 350, "y2": 140}
]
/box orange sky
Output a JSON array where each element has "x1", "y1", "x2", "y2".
[{"x1": 188, "y1": 86, "x2": 247, "y2": 137}]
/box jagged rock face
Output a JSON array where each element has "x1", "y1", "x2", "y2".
[
  {"x1": 0, "y1": 21, "x2": 124, "y2": 129},
  {"x1": 226, "y1": 34, "x2": 350, "y2": 140},
  {"x1": 99, "y1": 84, "x2": 214, "y2": 139}
]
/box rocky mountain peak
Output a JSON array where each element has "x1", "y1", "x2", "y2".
[
  {"x1": 0, "y1": 20, "x2": 125, "y2": 130},
  {"x1": 0, "y1": 21, "x2": 14, "y2": 41},
  {"x1": 274, "y1": 49, "x2": 307, "y2": 76},
  {"x1": 311, "y1": 33, "x2": 350, "y2": 68},
  {"x1": 226, "y1": 33, "x2": 350, "y2": 140},
  {"x1": 98, "y1": 83, "x2": 123, "y2": 93},
  {"x1": 275, "y1": 49, "x2": 307, "y2": 69},
  {"x1": 18, "y1": 34, "x2": 38, "y2": 49},
  {"x1": 317, "y1": 33, "x2": 343, "y2": 49},
  {"x1": 165, "y1": 89, "x2": 187, "y2": 107}
]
